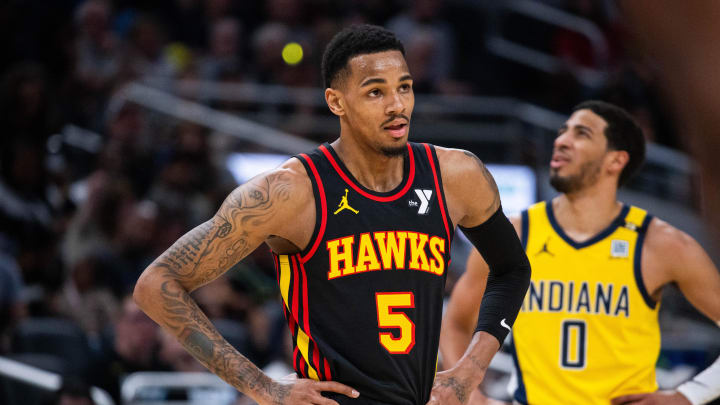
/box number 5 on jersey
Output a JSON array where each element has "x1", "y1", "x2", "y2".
[{"x1": 376, "y1": 292, "x2": 415, "y2": 354}]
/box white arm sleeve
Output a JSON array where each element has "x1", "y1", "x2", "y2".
[{"x1": 677, "y1": 322, "x2": 720, "y2": 405}]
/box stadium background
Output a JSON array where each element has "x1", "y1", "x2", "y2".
[{"x1": 0, "y1": 0, "x2": 718, "y2": 404}]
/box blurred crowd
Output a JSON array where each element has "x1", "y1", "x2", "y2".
[{"x1": 0, "y1": 0, "x2": 682, "y2": 403}]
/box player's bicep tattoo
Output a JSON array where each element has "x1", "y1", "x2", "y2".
[
  {"x1": 463, "y1": 150, "x2": 500, "y2": 215},
  {"x1": 153, "y1": 171, "x2": 293, "y2": 289}
]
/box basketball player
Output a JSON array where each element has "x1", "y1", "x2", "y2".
[
  {"x1": 134, "y1": 25, "x2": 530, "y2": 405},
  {"x1": 440, "y1": 101, "x2": 720, "y2": 405}
]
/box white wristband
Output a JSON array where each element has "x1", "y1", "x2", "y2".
[{"x1": 677, "y1": 354, "x2": 720, "y2": 405}]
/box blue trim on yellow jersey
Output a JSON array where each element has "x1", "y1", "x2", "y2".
[
  {"x1": 546, "y1": 202, "x2": 630, "y2": 249},
  {"x1": 521, "y1": 209, "x2": 529, "y2": 249},
  {"x1": 510, "y1": 334, "x2": 528, "y2": 405},
  {"x1": 634, "y1": 214, "x2": 657, "y2": 309}
]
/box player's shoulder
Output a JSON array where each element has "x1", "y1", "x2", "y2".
[
  {"x1": 230, "y1": 156, "x2": 312, "y2": 206},
  {"x1": 433, "y1": 145, "x2": 479, "y2": 166},
  {"x1": 644, "y1": 216, "x2": 703, "y2": 263},
  {"x1": 275, "y1": 156, "x2": 313, "y2": 196},
  {"x1": 433, "y1": 145, "x2": 489, "y2": 181}
]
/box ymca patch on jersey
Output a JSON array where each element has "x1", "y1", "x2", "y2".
[
  {"x1": 610, "y1": 239, "x2": 630, "y2": 258},
  {"x1": 410, "y1": 189, "x2": 433, "y2": 215}
]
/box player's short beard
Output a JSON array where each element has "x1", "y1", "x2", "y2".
[
  {"x1": 380, "y1": 144, "x2": 407, "y2": 157},
  {"x1": 550, "y1": 159, "x2": 602, "y2": 194}
]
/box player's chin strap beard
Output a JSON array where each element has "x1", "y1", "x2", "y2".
[{"x1": 380, "y1": 145, "x2": 407, "y2": 157}]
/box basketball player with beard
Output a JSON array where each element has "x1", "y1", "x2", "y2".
[
  {"x1": 134, "y1": 25, "x2": 530, "y2": 405},
  {"x1": 440, "y1": 101, "x2": 720, "y2": 405}
]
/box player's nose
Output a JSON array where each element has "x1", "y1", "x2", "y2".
[
  {"x1": 554, "y1": 131, "x2": 572, "y2": 150},
  {"x1": 385, "y1": 91, "x2": 406, "y2": 116}
]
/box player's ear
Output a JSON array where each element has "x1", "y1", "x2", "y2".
[
  {"x1": 607, "y1": 149, "x2": 629, "y2": 175},
  {"x1": 325, "y1": 88, "x2": 345, "y2": 117}
]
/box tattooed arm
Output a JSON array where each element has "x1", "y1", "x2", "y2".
[{"x1": 134, "y1": 160, "x2": 358, "y2": 405}]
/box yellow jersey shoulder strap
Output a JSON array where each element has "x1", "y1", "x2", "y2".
[
  {"x1": 623, "y1": 205, "x2": 650, "y2": 231},
  {"x1": 623, "y1": 204, "x2": 657, "y2": 310},
  {"x1": 520, "y1": 201, "x2": 548, "y2": 249}
]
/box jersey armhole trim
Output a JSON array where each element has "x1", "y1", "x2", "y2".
[
  {"x1": 423, "y1": 143, "x2": 453, "y2": 243},
  {"x1": 634, "y1": 214, "x2": 657, "y2": 309},
  {"x1": 295, "y1": 154, "x2": 327, "y2": 263},
  {"x1": 521, "y1": 209, "x2": 529, "y2": 250},
  {"x1": 510, "y1": 334, "x2": 529, "y2": 405}
]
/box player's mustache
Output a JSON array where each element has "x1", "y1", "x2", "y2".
[{"x1": 380, "y1": 114, "x2": 410, "y2": 128}]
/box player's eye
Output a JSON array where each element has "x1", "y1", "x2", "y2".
[
  {"x1": 399, "y1": 83, "x2": 411, "y2": 92},
  {"x1": 368, "y1": 89, "x2": 381, "y2": 97}
]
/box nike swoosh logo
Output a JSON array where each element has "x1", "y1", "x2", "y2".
[{"x1": 500, "y1": 318, "x2": 511, "y2": 331}]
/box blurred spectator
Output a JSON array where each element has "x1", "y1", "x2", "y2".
[
  {"x1": 387, "y1": 0, "x2": 457, "y2": 93},
  {"x1": 0, "y1": 137, "x2": 66, "y2": 291},
  {"x1": 0, "y1": 246, "x2": 26, "y2": 353},
  {"x1": 113, "y1": 199, "x2": 159, "y2": 287},
  {"x1": 52, "y1": 248, "x2": 119, "y2": 337},
  {"x1": 62, "y1": 171, "x2": 134, "y2": 282},
  {"x1": 94, "y1": 294, "x2": 161, "y2": 400},
  {"x1": 45, "y1": 377, "x2": 95, "y2": 405},
  {"x1": 73, "y1": 0, "x2": 120, "y2": 99},
  {"x1": 0, "y1": 139, "x2": 54, "y2": 239},
  {"x1": 551, "y1": 0, "x2": 619, "y2": 69},
  {"x1": 198, "y1": 18, "x2": 244, "y2": 81},
  {"x1": 121, "y1": 14, "x2": 174, "y2": 79},
  {"x1": 100, "y1": 103, "x2": 155, "y2": 196},
  {"x1": 0, "y1": 62, "x2": 61, "y2": 142},
  {"x1": 204, "y1": 0, "x2": 236, "y2": 23}
]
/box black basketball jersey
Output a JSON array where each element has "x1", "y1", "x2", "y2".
[{"x1": 271, "y1": 142, "x2": 454, "y2": 405}]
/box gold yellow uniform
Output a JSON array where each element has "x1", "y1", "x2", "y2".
[{"x1": 510, "y1": 201, "x2": 660, "y2": 404}]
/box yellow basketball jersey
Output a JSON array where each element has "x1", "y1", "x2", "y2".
[{"x1": 510, "y1": 201, "x2": 660, "y2": 405}]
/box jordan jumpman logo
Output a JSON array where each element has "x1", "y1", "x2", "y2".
[
  {"x1": 535, "y1": 237, "x2": 554, "y2": 257},
  {"x1": 334, "y1": 189, "x2": 359, "y2": 215}
]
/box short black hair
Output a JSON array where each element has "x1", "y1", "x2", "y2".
[
  {"x1": 321, "y1": 24, "x2": 405, "y2": 89},
  {"x1": 572, "y1": 100, "x2": 646, "y2": 186}
]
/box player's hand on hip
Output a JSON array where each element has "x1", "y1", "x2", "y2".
[
  {"x1": 427, "y1": 370, "x2": 474, "y2": 405},
  {"x1": 266, "y1": 375, "x2": 360, "y2": 405},
  {"x1": 611, "y1": 390, "x2": 692, "y2": 405}
]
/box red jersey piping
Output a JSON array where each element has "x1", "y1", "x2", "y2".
[
  {"x1": 318, "y1": 144, "x2": 415, "y2": 202},
  {"x1": 424, "y1": 144, "x2": 452, "y2": 243}
]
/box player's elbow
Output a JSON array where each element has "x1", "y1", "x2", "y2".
[
  {"x1": 508, "y1": 254, "x2": 532, "y2": 296},
  {"x1": 133, "y1": 267, "x2": 161, "y2": 312},
  {"x1": 518, "y1": 255, "x2": 531, "y2": 288}
]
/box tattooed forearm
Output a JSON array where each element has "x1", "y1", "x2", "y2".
[
  {"x1": 157, "y1": 280, "x2": 281, "y2": 402},
  {"x1": 181, "y1": 328, "x2": 214, "y2": 360},
  {"x1": 463, "y1": 151, "x2": 500, "y2": 214}
]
